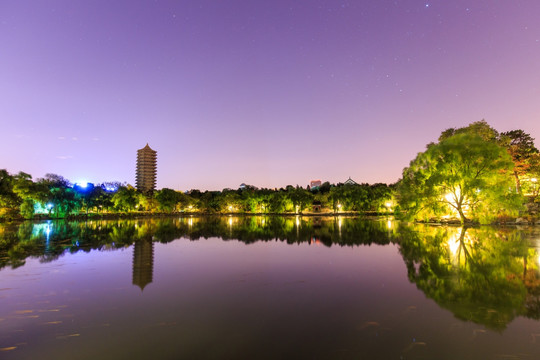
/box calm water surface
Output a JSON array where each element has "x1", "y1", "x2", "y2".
[{"x1": 1, "y1": 216, "x2": 540, "y2": 359}]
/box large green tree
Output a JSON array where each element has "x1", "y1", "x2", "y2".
[
  {"x1": 154, "y1": 188, "x2": 182, "y2": 212},
  {"x1": 440, "y1": 121, "x2": 539, "y2": 195},
  {"x1": 12, "y1": 172, "x2": 46, "y2": 218},
  {"x1": 38, "y1": 174, "x2": 80, "y2": 218},
  {"x1": 0, "y1": 170, "x2": 19, "y2": 219},
  {"x1": 398, "y1": 132, "x2": 522, "y2": 223},
  {"x1": 438, "y1": 120, "x2": 499, "y2": 142},
  {"x1": 286, "y1": 186, "x2": 313, "y2": 213},
  {"x1": 499, "y1": 130, "x2": 539, "y2": 193},
  {"x1": 112, "y1": 185, "x2": 140, "y2": 212}
]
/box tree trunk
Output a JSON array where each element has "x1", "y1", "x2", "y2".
[
  {"x1": 457, "y1": 206, "x2": 467, "y2": 224},
  {"x1": 514, "y1": 170, "x2": 521, "y2": 194}
]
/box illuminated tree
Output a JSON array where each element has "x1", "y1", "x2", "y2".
[
  {"x1": 37, "y1": 174, "x2": 80, "y2": 218},
  {"x1": 499, "y1": 130, "x2": 539, "y2": 193},
  {"x1": 329, "y1": 184, "x2": 367, "y2": 211},
  {"x1": 367, "y1": 183, "x2": 393, "y2": 212},
  {"x1": 0, "y1": 170, "x2": 19, "y2": 219},
  {"x1": 112, "y1": 185, "x2": 139, "y2": 212},
  {"x1": 398, "y1": 132, "x2": 522, "y2": 223},
  {"x1": 197, "y1": 191, "x2": 221, "y2": 212},
  {"x1": 286, "y1": 186, "x2": 313, "y2": 213},
  {"x1": 268, "y1": 191, "x2": 288, "y2": 213},
  {"x1": 154, "y1": 188, "x2": 181, "y2": 213},
  {"x1": 438, "y1": 119, "x2": 499, "y2": 142},
  {"x1": 440, "y1": 121, "x2": 539, "y2": 195}
]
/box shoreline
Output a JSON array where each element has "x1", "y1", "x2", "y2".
[
  {"x1": 1, "y1": 212, "x2": 539, "y2": 227},
  {"x1": 1, "y1": 211, "x2": 388, "y2": 224}
]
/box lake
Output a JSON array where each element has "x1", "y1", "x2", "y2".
[{"x1": 1, "y1": 216, "x2": 540, "y2": 359}]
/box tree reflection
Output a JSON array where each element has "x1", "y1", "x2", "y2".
[
  {"x1": 2, "y1": 217, "x2": 540, "y2": 330},
  {"x1": 0, "y1": 216, "x2": 395, "y2": 271},
  {"x1": 397, "y1": 224, "x2": 540, "y2": 330}
]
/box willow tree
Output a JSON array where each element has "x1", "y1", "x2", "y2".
[{"x1": 398, "y1": 132, "x2": 522, "y2": 223}]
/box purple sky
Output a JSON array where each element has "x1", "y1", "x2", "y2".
[{"x1": 1, "y1": 1, "x2": 540, "y2": 191}]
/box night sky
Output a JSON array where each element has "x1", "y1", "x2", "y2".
[{"x1": 1, "y1": 1, "x2": 539, "y2": 190}]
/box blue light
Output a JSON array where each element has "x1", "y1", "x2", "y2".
[
  {"x1": 46, "y1": 203, "x2": 53, "y2": 210},
  {"x1": 74, "y1": 182, "x2": 94, "y2": 192},
  {"x1": 102, "y1": 183, "x2": 119, "y2": 192},
  {"x1": 74, "y1": 181, "x2": 88, "y2": 189},
  {"x1": 45, "y1": 222, "x2": 52, "y2": 248}
]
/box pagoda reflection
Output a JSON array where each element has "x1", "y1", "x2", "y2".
[{"x1": 132, "y1": 238, "x2": 154, "y2": 291}]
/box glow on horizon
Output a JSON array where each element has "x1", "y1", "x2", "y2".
[{"x1": 76, "y1": 181, "x2": 88, "y2": 188}]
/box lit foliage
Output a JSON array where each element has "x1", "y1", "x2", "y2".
[
  {"x1": 0, "y1": 170, "x2": 19, "y2": 219},
  {"x1": 499, "y1": 129, "x2": 540, "y2": 193},
  {"x1": 398, "y1": 132, "x2": 522, "y2": 223},
  {"x1": 111, "y1": 185, "x2": 140, "y2": 211},
  {"x1": 440, "y1": 121, "x2": 540, "y2": 197},
  {"x1": 154, "y1": 188, "x2": 187, "y2": 212},
  {"x1": 397, "y1": 224, "x2": 537, "y2": 330},
  {"x1": 0, "y1": 169, "x2": 394, "y2": 219},
  {"x1": 286, "y1": 186, "x2": 313, "y2": 213}
]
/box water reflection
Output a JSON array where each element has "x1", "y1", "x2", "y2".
[
  {"x1": 1, "y1": 217, "x2": 540, "y2": 332},
  {"x1": 397, "y1": 224, "x2": 540, "y2": 330},
  {"x1": 132, "y1": 239, "x2": 154, "y2": 290}
]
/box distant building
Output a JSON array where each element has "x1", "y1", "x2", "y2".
[
  {"x1": 136, "y1": 143, "x2": 157, "y2": 194},
  {"x1": 310, "y1": 180, "x2": 322, "y2": 189},
  {"x1": 239, "y1": 183, "x2": 258, "y2": 190},
  {"x1": 344, "y1": 177, "x2": 358, "y2": 186}
]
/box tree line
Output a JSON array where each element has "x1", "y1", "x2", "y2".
[
  {"x1": 2, "y1": 120, "x2": 538, "y2": 223},
  {"x1": 0, "y1": 170, "x2": 393, "y2": 220},
  {"x1": 0, "y1": 217, "x2": 395, "y2": 270}
]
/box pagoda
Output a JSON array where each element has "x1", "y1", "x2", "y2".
[{"x1": 136, "y1": 143, "x2": 157, "y2": 193}]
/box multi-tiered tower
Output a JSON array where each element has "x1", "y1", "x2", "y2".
[{"x1": 136, "y1": 143, "x2": 157, "y2": 194}]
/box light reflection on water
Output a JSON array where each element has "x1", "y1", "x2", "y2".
[{"x1": 0, "y1": 217, "x2": 540, "y2": 359}]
